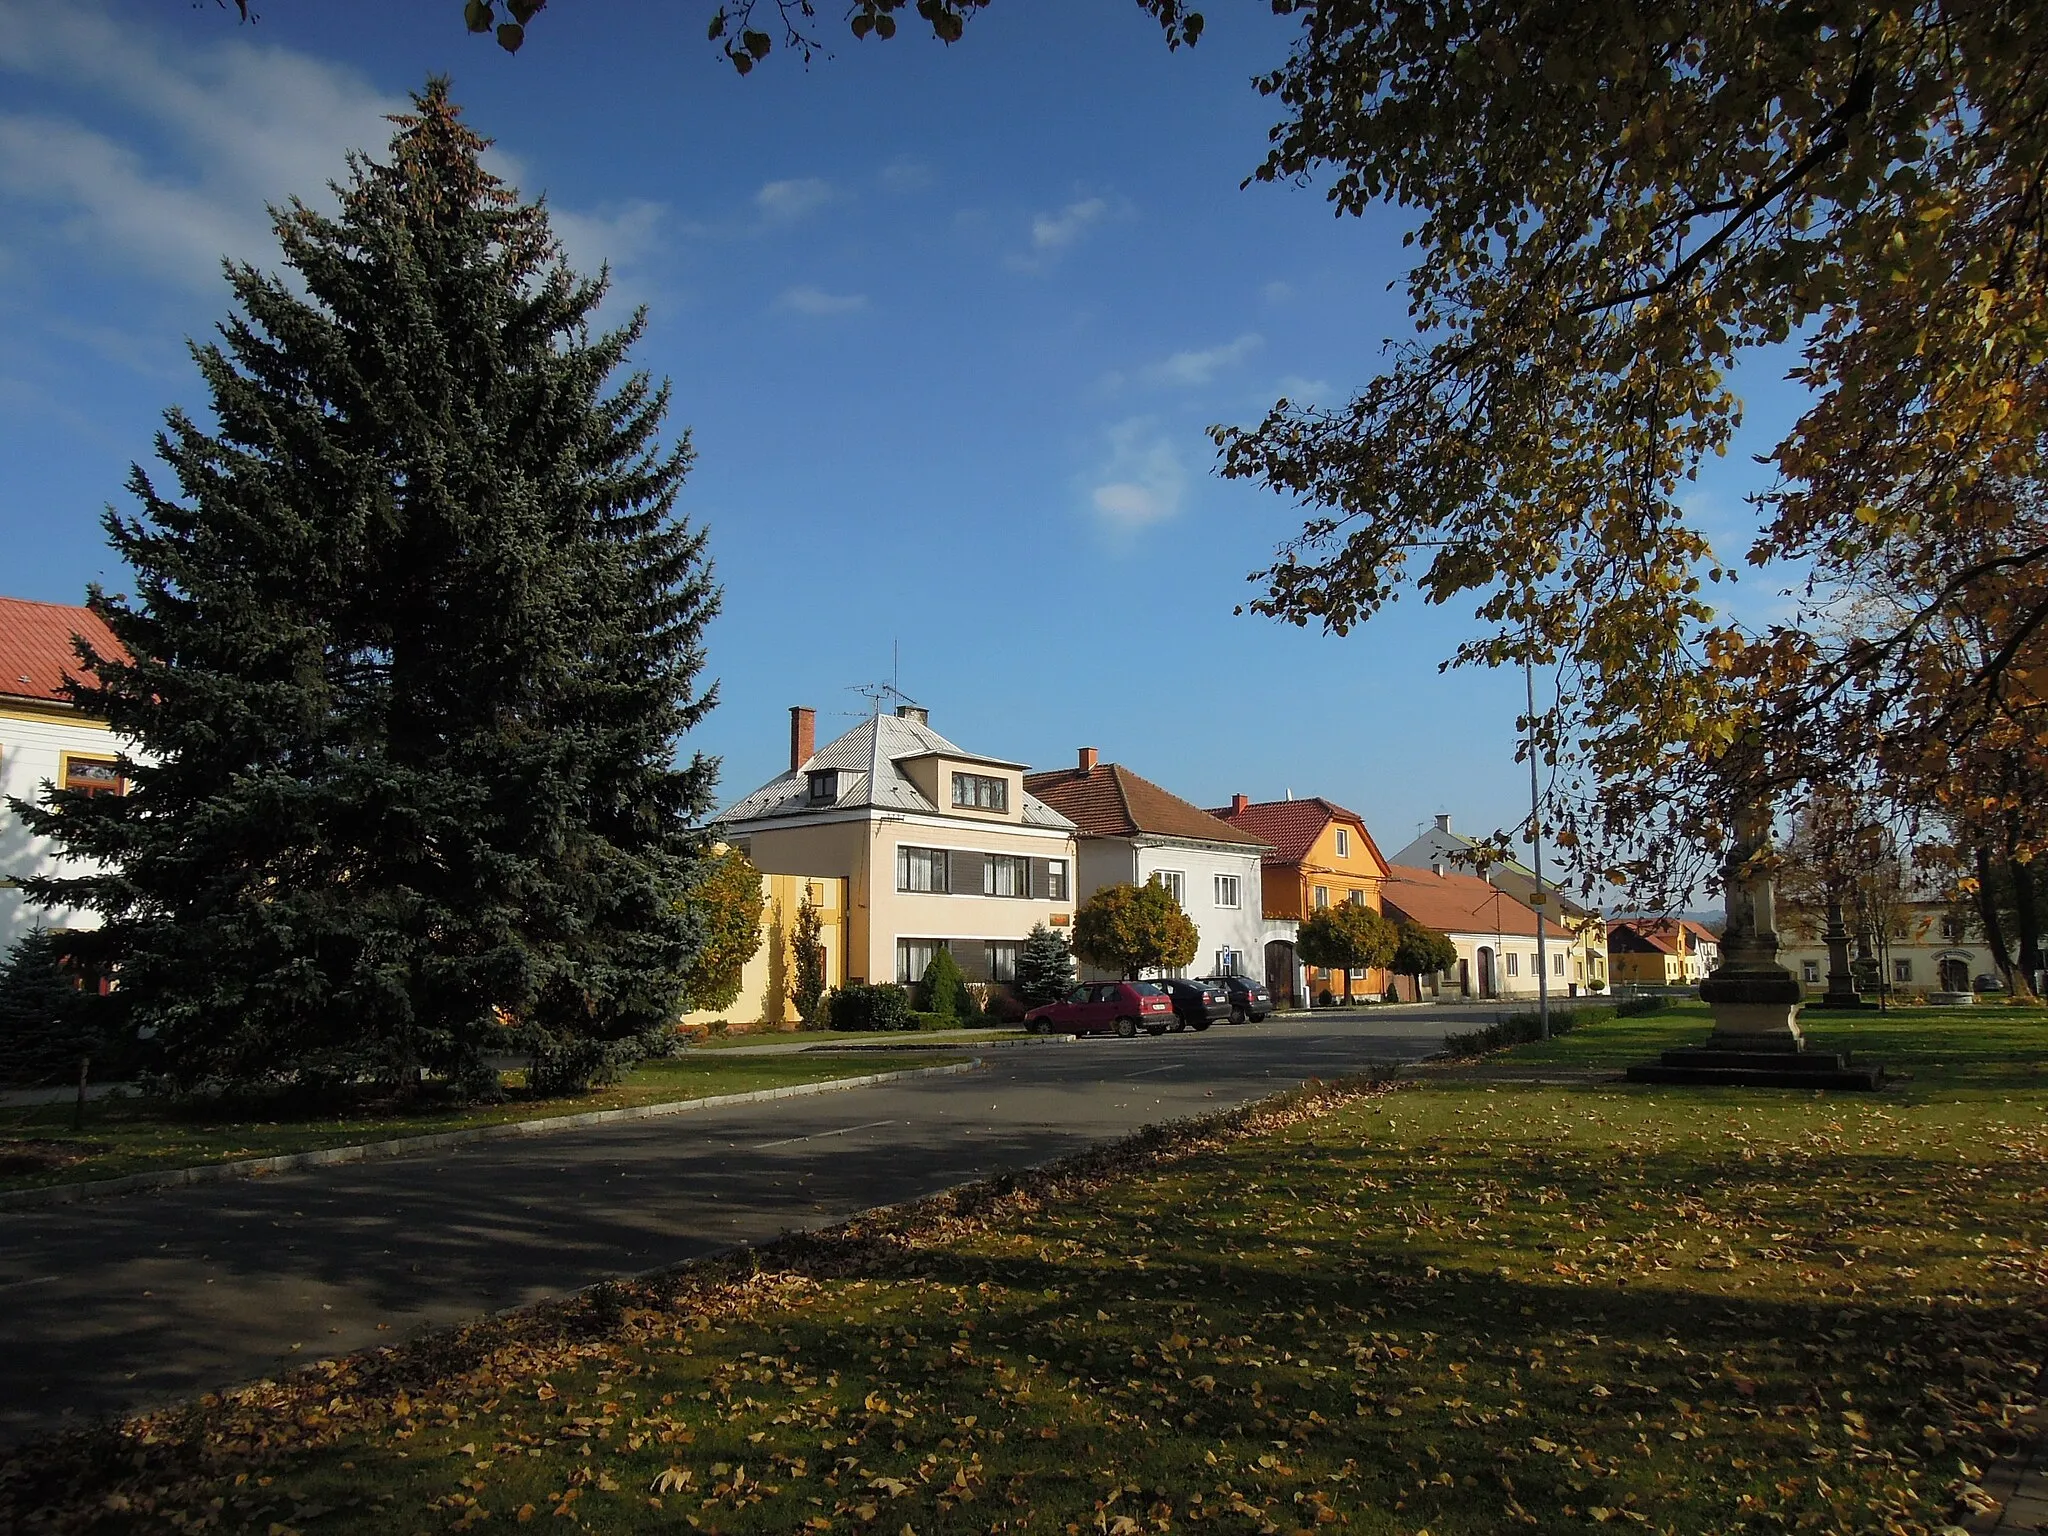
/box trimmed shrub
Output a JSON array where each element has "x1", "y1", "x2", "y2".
[
  {"x1": 1442, "y1": 1003, "x2": 1616, "y2": 1055},
  {"x1": 979, "y1": 984, "x2": 1027, "y2": 1023},
  {"x1": 827, "y1": 983, "x2": 915, "y2": 1032},
  {"x1": 918, "y1": 948, "x2": 973, "y2": 1020},
  {"x1": 1614, "y1": 994, "x2": 1672, "y2": 1018}
]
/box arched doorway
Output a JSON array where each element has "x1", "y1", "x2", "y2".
[
  {"x1": 1264, "y1": 940, "x2": 1297, "y2": 1009},
  {"x1": 1476, "y1": 946, "x2": 1496, "y2": 998},
  {"x1": 1940, "y1": 955, "x2": 1970, "y2": 993}
]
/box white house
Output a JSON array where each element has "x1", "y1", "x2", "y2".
[
  {"x1": 0, "y1": 596, "x2": 129, "y2": 951},
  {"x1": 1024, "y1": 749, "x2": 1288, "y2": 981},
  {"x1": 1381, "y1": 862, "x2": 1577, "y2": 1000}
]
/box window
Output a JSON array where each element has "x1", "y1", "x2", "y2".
[
  {"x1": 985, "y1": 854, "x2": 1029, "y2": 897},
  {"x1": 1506, "y1": 952, "x2": 1520, "y2": 977},
  {"x1": 1153, "y1": 870, "x2": 1185, "y2": 906},
  {"x1": 62, "y1": 755, "x2": 124, "y2": 798},
  {"x1": 1046, "y1": 859, "x2": 1068, "y2": 901},
  {"x1": 1335, "y1": 827, "x2": 1350, "y2": 858},
  {"x1": 807, "y1": 769, "x2": 838, "y2": 804},
  {"x1": 1893, "y1": 958, "x2": 1913, "y2": 984},
  {"x1": 951, "y1": 772, "x2": 1008, "y2": 812},
  {"x1": 1216, "y1": 949, "x2": 1241, "y2": 977},
  {"x1": 896, "y1": 846, "x2": 949, "y2": 893},
  {"x1": 987, "y1": 941, "x2": 1020, "y2": 983},
  {"x1": 1313, "y1": 886, "x2": 1330, "y2": 908},
  {"x1": 1346, "y1": 889, "x2": 1365, "y2": 906},
  {"x1": 1214, "y1": 874, "x2": 1241, "y2": 908},
  {"x1": 1941, "y1": 914, "x2": 1964, "y2": 940},
  {"x1": 1553, "y1": 951, "x2": 1565, "y2": 976},
  {"x1": 1801, "y1": 960, "x2": 1820, "y2": 984},
  {"x1": 897, "y1": 938, "x2": 945, "y2": 984}
]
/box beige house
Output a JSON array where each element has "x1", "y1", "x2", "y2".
[
  {"x1": 679, "y1": 869, "x2": 850, "y2": 1030},
  {"x1": 715, "y1": 705, "x2": 1079, "y2": 991}
]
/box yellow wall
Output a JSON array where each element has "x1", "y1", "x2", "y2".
[
  {"x1": 680, "y1": 872, "x2": 848, "y2": 1030},
  {"x1": 1282, "y1": 819, "x2": 1390, "y2": 998}
]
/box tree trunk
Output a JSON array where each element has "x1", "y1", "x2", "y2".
[
  {"x1": 2012, "y1": 854, "x2": 2044, "y2": 999},
  {"x1": 1974, "y1": 843, "x2": 2024, "y2": 999}
]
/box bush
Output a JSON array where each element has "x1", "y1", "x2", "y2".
[
  {"x1": 1443, "y1": 1004, "x2": 1616, "y2": 1055},
  {"x1": 918, "y1": 948, "x2": 974, "y2": 1020},
  {"x1": 1614, "y1": 994, "x2": 1672, "y2": 1018},
  {"x1": 0, "y1": 929, "x2": 119, "y2": 1087},
  {"x1": 827, "y1": 983, "x2": 915, "y2": 1032},
  {"x1": 979, "y1": 984, "x2": 1027, "y2": 1023}
]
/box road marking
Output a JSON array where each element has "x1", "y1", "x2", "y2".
[
  {"x1": 1123, "y1": 1064, "x2": 1182, "y2": 1078},
  {"x1": 0, "y1": 1276, "x2": 59, "y2": 1293},
  {"x1": 751, "y1": 1119, "x2": 897, "y2": 1151}
]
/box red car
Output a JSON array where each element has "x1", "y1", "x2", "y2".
[{"x1": 1025, "y1": 981, "x2": 1179, "y2": 1037}]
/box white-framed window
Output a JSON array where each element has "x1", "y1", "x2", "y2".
[
  {"x1": 1801, "y1": 960, "x2": 1820, "y2": 983},
  {"x1": 1313, "y1": 886, "x2": 1330, "y2": 908},
  {"x1": 1334, "y1": 827, "x2": 1350, "y2": 858},
  {"x1": 1214, "y1": 874, "x2": 1240, "y2": 908},
  {"x1": 897, "y1": 846, "x2": 949, "y2": 893},
  {"x1": 987, "y1": 941, "x2": 1020, "y2": 983},
  {"x1": 897, "y1": 938, "x2": 945, "y2": 983},
  {"x1": 1046, "y1": 859, "x2": 1068, "y2": 901},
  {"x1": 1153, "y1": 870, "x2": 1185, "y2": 906},
  {"x1": 1216, "y1": 949, "x2": 1242, "y2": 976},
  {"x1": 951, "y1": 772, "x2": 1008, "y2": 812},
  {"x1": 1506, "y1": 952, "x2": 1520, "y2": 977},
  {"x1": 807, "y1": 769, "x2": 838, "y2": 804},
  {"x1": 1553, "y1": 951, "x2": 1565, "y2": 976},
  {"x1": 985, "y1": 854, "x2": 1029, "y2": 897},
  {"x1": 1893, "y1": 958, "x2": 1913, "y2": 983},
  {"x1": 1346, "y1": 889, "x2": 1365, "y2": 906}
]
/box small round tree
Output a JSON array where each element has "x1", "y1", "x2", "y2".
[
  {"x1": 1392, "y1": 921, "x2": 1459, "y2": 997},
  {"x1": 1297, "y1": 903, "x2": 1397, "y2": 1000},
  {"x1": 1016, "y1": 921, "x2": 1076, "y2": 1007},
  {"x1": 1072, "y1": 882, "x2": 1199, "y2": 980},
  {"x1": 680, "y1": 845, "x2": 766, "y2": 1014},
  {"x1": 787, "y1": 896, "x2": 828, "y2": 1026},
  {"x1": 918, "y1": 947, "x2": 973, "y2": 1020}
]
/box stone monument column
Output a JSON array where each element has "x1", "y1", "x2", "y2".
[
  {"x1": 1698, "y1": 796, "x2": 1806, "y2": 1049},
  {"x1": 1814, "y1": 892, "x2": 1867, "y2": 1010}
]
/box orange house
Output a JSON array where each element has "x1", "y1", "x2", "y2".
[{"x1": 1204, "y1": 795, "x2": 1392, "y2": 1002}]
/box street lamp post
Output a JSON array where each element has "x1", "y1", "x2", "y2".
[{"x1": 1525, "y1": 652, "x2": 1551, "y2": 1040}]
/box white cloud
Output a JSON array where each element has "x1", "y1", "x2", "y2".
[
  {"x1": 878, "y1": 158, "x2": 933, "y2": 194},
  {"x1": 0, "y1": 1, "x2": 666, "y2": 294},
  {"x1": 1144, "y1": 333, "x2": 1263, "y2": 388},
  {"x1": 777, "y1": 284, "x2": 868, "y2": 316},
  {"x1": 1272, "y1": 373, "x2": 1334, "y2": 406},
  {"x1": 1262, "y1": 280, "x2": 1293, "y2": 303},
  {"x1": 755, "y1": 177, "x2": 836, "y2": 222},
  {"x1": 1088, "y1": 417, "x2": 1187, "y2": 531},
  {"x1": 1031, "y1": 197, "x2": 1107, "y2": 251}
]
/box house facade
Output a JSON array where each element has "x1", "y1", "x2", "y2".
[
  {"x1": 1606, "y1": 918, "x2": 1722, "y2": 987},
  {"x1": 1390, "y1": 815, "x2": 1608, "y2": 995},
  {"x1": 716, "y1": 705, "x2": 1079, "y2": 992},
  {"x1": 1024, "y1": 749, "x2": 1288, "y2": 984},
  {"x1": 679, "y1": 869, "x2": 849, "y2": 1030},
  {"x1": 1381, "y1": 863, "x2": 1576, "y2": 999},
  {"x1": 1778, "y1": 893, "x2": 1994, "y2": 999},
  {"x1": 0, "y1": 597, "x2": 129, "y2": 951},
  {"x1": 1203, "y1": 794, "x2": 1391, "y2": 1004}
]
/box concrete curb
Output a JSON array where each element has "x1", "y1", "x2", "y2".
[{"x1": 0, "y1": 1060, "x2": 983, "y2": 1214}]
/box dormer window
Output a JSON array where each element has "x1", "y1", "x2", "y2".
[
  {"x1": 951, "y1": 772, "x2": 1008, "y2": 812},
  {"x1": 807, "y1": 769, "x2": 839, "y2": 805}
]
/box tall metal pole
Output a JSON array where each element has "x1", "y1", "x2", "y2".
[{"x1": 1526, "y1": 652, "x2": 1551, "y2": 1040}]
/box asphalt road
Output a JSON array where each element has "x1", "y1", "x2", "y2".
[{"x1": 0, "y1": 1005, "x2": 1497, "y2": 1446}]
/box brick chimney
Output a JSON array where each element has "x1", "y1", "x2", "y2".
[
  {"x1": 1231, "y1": 793, "x2": 1249, "y2": 814},
  {"x1": 895, "y1": 704, "x2": 929, "y2": 726},
  {"x1": 789, "y1": 705, "x2": 815, "y2": 772},
  {"x1": 1078, "y1": 746, "x2": 1098, "y2": 772}
]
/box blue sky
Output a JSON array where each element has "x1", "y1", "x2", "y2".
[{"x1": 0, "y1": 0, "x2": 1808, "y2": 867}]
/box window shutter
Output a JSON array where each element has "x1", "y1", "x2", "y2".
[
  {"x1": 952, "y1": 849, "x2": 984, "y2": 896},
  {"x1": 950, "y1": 938, "x2": 992, "y2": 982}
]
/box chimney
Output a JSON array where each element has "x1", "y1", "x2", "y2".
[
  {"x1": 895, "y1": 704, "x2": 929, "y2": 726},
  {"x1": 1231, "y1": 793, "x2": 1249, "y2": 815},
  {"x1": 789, "y1": 705, "x2": 815, "y2": 772},
  {"x1": 1434, "y1": 813, "x2": 1451, "y2": 832},
  {"x1": 1078, "y1": 746, "x2": 1099, "y2": 772}
]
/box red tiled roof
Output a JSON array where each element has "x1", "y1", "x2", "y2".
[
  {"x1": 1202, "y1": 795, "x2": 1389, "y2": 872},
  {"x1": 0, "y1": 596, "x2": 125, "y2": 705},
  {"x1": 1023, "y1": 763, "x2": 1266, "y2": 846},
  {"x1": 1381, "y1": 863, "x2": 1575, "y2": 942},
  {"x1": 1609, "y1": 917, "x2": 1718, "y2": 954}
]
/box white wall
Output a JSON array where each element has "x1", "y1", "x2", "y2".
[
  {"x1": 1069, "y1": 835, "x2": 1273, "y2": 981},
  {"x1": 0, "y1": 707, "x2": 123, "y2": 950}
]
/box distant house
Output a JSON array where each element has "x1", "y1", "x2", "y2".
[
  {"x1": 1779, "y1": 887, "x2": 1992, "y2": 999},
  {"x1": 715, "y1": 705, "x2": 1079, "y2": 995},
  {"x1": 0, "y1": 596, "x2": 130, "y2": 950},
  {"x1": 1605, "y1": 918, "x2": 1721, "y2": 987},
  {"x1": 1390, "y1": 814, "x2": 1608, "y2": 995},
  {"x1": 1203, "y1": 794, "x2": 1390, "y2": 1005},
  {"x1": 1381, "y1": 863, "x2": 1575, "y2": 1000},
  {"x1": 1024, "y1": 748, "x2": 1288, "y2": 984}
]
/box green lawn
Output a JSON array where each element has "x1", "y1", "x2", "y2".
[
  {"x1": 0, "y1": 1053, "x2": 959, "y2": 1194},
  {"x1": 5, "y1": 1015, "x2": 2043, "y2": 1535}
]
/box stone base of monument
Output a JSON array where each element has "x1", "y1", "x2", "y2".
[
  {"x1": 1625, "y1": 1044, "x2": 1884, "y2": 1090},
  {"x1": 1927, "y1": 990, "x2": 1976, "y2": 1006},
  {"x1": 1804, "y1": 994, "x2": 1877, "y2": 1011}
]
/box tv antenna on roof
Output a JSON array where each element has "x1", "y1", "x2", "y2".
[{"x1": 848, "y1": 680, "x2": 921, "y2": 717}]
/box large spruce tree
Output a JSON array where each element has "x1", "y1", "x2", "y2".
[{"x1": 14, "y1": 81, "x2": 720, "y2": 1096}]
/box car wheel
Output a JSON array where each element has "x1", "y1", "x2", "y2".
[
  {"x1": 1116, "y1": 1016, "x2": 1138, "y2": 1038},
  {"x1": 1250, "y1": 1012, "x2": 1267, "y2": 1023},
  {"x1": 1231, "y1": 1007, "x2": 1248, "y2": 1025},
  {"x1": 1192, "y1": 1019, "x2": 1211, "y2": 1032}
]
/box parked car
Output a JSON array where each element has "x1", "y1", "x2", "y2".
[
  {"x1": 1198, "y1": 974, "x2": 1271, "y2": 1023},
  {"x1": 1154, "y1": 977, "x2": 1229, "y2": 1031},
  {"x1": 1024, "y1": 981, "x2": 1179, "y2": 1037}
]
